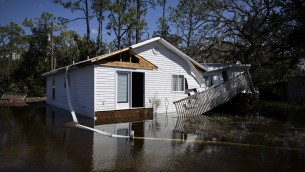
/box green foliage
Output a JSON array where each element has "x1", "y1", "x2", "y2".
[
  {"x1": 106, "y1": 0, "x2": 136, "y2": 49},
  {"x1": 167, "y1": 0, "x2": 305, "y2": 89},
  {"x1": 91, "y1": 0, "x2": 110, "y2": 53},
  {"x1": 153, "y1": 0, "x2": 169, "y2": 38},
  {"x1": 169, "y1": 0, "x2": 219, "y2": 49},
  {"x1": 74, "y1": 35, "x2": 97, "y2": 60},
  {"x1": 0, "y1": 22, "x2": 27, "y2": 93},
  {"x1": 134, "y1": 0, "x2": 155, "y2": 43},
  {"x1": 54, "y1": 30, "x2": 80, "y2": 67},
  {"x1": 53, "y1": 0, "x2": 92, "y2": 42}
]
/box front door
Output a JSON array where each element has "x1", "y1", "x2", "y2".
[
  {"x1": 116, "y1": 72, "x2": 130, "y2": 109},
  {"x1": 132, "y1": 72, "x2": 145, "y2": 107}
]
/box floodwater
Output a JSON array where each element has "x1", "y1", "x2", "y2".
[{"x1": 1, "y1": 104, "x2": 305, "y2": 172}]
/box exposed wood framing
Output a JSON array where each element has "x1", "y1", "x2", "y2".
[
  {"x1": 91, "y1": 48, "x2": 129, "y2": 63},
  {"x1": 93, "y1": 48, "x2": 158, "y2": 70},
  {"x1": 129, "y1": 50, "x2": 158, "y2": 69},
  {"x1": 99, "y1": 61, "x2": 156, "y2": 69}
]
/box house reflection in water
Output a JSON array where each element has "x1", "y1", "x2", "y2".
[
  {"x1": 43, "y1": 104, "x2": 305, "y2": 171},
  {"x1": 45, "y1": 105, "x2": 145, "y2": 171}
]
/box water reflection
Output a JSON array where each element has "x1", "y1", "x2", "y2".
[
  {"x1": 1, "y1": 105, "x2": 305, "y2": 171},
  {"x1": 46, "y1": 105, "x2": 147, "y2": 171}
]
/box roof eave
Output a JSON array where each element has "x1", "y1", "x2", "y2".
[
  {"x1": 41, "y1": 59, "x2": 92, "y2": 77},
  {"x1": 157, "y1": 39, "x2": 208, "y2": 71}
]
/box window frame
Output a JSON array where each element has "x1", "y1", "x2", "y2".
[
  {"x1": 52, "y1": 79, "x2": 56, "y2": 100},
  {"x1": 172, "y1": 75, "x2": 185, "y2": 92},
  {"x1": 117, "y1": 72, "x2": 129, "y2": 103}
]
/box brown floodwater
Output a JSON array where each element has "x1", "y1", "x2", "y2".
[{"x1": 0, "y1": 104, "x2": 305, "y2": 172}]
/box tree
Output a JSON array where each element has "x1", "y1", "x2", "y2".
[
  {"x1": 170, "y1": 0, "x2": 206, "y2": 47},
  {"x1": 193, "y1": 0, "x2": 304, "y2": 85},
  {"x1": 169, "y1": 0, "x2": 220, "y2": 58},
  {"x1": 74, "y1": 34, "x2": 97, "y2": 60},
  {"x1": 107, "y1": 0, "x2": 136, "y2": 49},
  {"x1": 153, "y1": 0, "x2": 170, "y2": 38},
  {"x1": 54, "y1": 30, "x2": 81, "y2": 67},
  {"x1": 209, "y1": 0, "x2": 286, "y2": 84},
  {"x1": 281, "y1": 0, "x2": 305, "y2": 73},
  {"x1": 53, "y1": 0, "x2": 92, "y2": 43},
  {"x1": 91, "y1": 0, "x2": 110, "y2": 53},
  {"x1": 134, "y1": 0, "x2": 155, "y2": 43},
  {"x1": 21, "y1": 12, "x2": 66, "y2": 95},
  {"x1": 168, "y1": 0, "x2": 303, "y2": 86},
  {"x1": 152, "y1": 0, "x2": 183, "y2": 48},
  {"x1": 157, "y1": 0, "x2": 167, "y2": 38},
  {"x1": 0, "y1": 22, "x2": 26, "y2": 92}
]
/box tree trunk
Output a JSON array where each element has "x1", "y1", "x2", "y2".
[
  {"x1": 161, "y1": 0, "x2": 166, "y2": 38},
  {"x1": 128, "y1": 30, "x2": 132, "y2": 46},
  {"x1": 187, "y1": 8, "x2": 194, "y2": 48},
  {"x1": 97, "y1": 8, "x2": 103, "y2": 54},
  {"x1": 85, "y1": 0, "x2": 90, "y2": 42},
  {"x1": 117, "y1": 35, "x2": 121, "y2": 50},
  {"x1": 136, "y1": 0, "x2": 141, "y2": 43},
  {"x1": 97, "y1": 19, "x2": 101, "y2": 53},
  {"x1": 100, "y1": 19, "x2": 103, "y2": 50},
  {"x1": 117, "y1": 16, "x2": 122, "y2": 49}
]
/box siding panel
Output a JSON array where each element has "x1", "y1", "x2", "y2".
[
  {"x1": 46, "y1": 66, "x2": 94, "y2": 118},
  {"x1": 132, "y1": 41, "x2": 200, "y2": 113},
  {"x1": 94, "y1": 66, "x2": 116, "y2": 111}
]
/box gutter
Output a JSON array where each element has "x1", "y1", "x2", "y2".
[{"x1": 65, "y1": 66, "x2": 134, "y2": 138}]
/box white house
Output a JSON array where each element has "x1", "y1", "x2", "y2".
[{"x1": 42, "y1": 37, "x2": 250, "y2": 119}]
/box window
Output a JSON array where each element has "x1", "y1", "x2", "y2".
[
  {"x1": 172, "y1": 75, "x2": 184, "y2": 91},
  {"x1": 117, "y1": 73, "x2": 129, "y2": 103},
  {"x1": 52, "y1": 79, "x2": 55, "y2": 100}
]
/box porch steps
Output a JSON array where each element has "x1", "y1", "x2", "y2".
[{"x1": 1, "y1": 92, "x2": 27, "y2": 100}]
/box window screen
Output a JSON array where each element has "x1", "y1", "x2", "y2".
[
  {"x1": 117, "y1": 73, "x2": 129, "y2": 103},
  {"x1": 172, "y1": 75, "x2": 184, "y2": 91},
  {"x1": 52, "y1": 79, "x2": 55, "y2": 100}
]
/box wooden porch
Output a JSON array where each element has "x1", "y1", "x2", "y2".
[
  {"x1": 173, "y1": 70, "x2": 255, "y2": 118},
  {"x1": 95, "y1": 108, "x2": 153, "y2": 125}
]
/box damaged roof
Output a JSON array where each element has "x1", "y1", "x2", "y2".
[{"x1": 42, "y1": 37, "x2": 208, "y2": 77}]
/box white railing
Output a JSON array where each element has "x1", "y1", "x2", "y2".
[{"x1": 173, "y1": 73, "x2": 250, "y2": 117}]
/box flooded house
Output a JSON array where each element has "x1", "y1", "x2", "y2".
[{"x1": 42, "y1": 37, "x2": 254, "y2": 120}]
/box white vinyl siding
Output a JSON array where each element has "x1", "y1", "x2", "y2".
[
  {"x1": 172, "y1": 75, "x2": 184, "y2": 92},
  {"x1": 131, "y1": 41, "x2": 200, "y2": 113},
  {"x1": 46, "y1": 40, "x2": 201, "y2": 115},
  {"x1": 94, "y1": 66, "x2": 116, "y2": 111},
  {"x1": 46, "y1": 65, "x2": 94, "y2": 118}
]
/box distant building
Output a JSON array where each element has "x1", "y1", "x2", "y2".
[{"x1": 3, "y1": 52, "x2": 21, "y2": 60}]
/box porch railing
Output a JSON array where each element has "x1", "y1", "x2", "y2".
[{"x1": 173, "y1": 72, "x2": 251, "y2": 117}]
